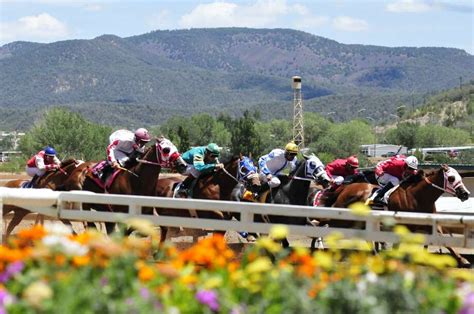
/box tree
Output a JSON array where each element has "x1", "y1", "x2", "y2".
[
  {"x1": 414, "y1": 125, "x2": 471, "y2": 147},
  {"x1": 230, "y1": 110, "x2": 261, "y2": 156},
  {"x1": 311, "y1": 120, "x2": 372, "y2": 160},
  {"x1": 19, "y1": 107, "x2": 111, "y2": 161},
  {"x1": 384, "y1": 122, "x2": 419, "y2": 149}
]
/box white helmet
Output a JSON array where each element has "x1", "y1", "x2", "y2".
[{"x1": 405, "y1": 155, "x2": 418, "y2": 170}]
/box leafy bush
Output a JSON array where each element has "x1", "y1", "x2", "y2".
[{"x1": 1, "y1": 220, "x2": 473, "y2": 314}]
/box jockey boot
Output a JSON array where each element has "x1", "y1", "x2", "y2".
[
  {"x1": 101, "y1": 163, "x2": 114, "y2": 182},
  {"x1": 177, "y1": 175, "x2": 194, "y2": 196},
  {"x1": 26, "y1": 175, "x2": 39, "y2": 188},
  {"x1": 372, "y1": 182, "x2": 395, "y2": 205}
]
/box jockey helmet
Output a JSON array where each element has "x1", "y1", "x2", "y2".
[
  {"x1": 206, "y1": 143, "x2": 221, "y2": 157},
  {"x1": 346, "y1": 156, "x2": 359, "y2": 168},
  {"x1": 134, "y1": 128, "x2": 151, "y2": 142},
  {"x1": 405, "y1": 155, "x2": 418, "y2": 170},
  {"x1": 44, "y1": 146, "x2": 56, "y2": 156},
  {"x1": 284, "y1": 142, "x2": 299, "y2": 154}
]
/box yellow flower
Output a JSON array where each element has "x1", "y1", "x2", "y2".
[
  {"x1": 125, "y1": 218, "x2": 159, "y2": 237},
  {"x1": 180, "y1": 274, "x2": 198, "y2": 285},
  {"x1": 367, "y1": 255, "x2": 385, "y2": 274},
  {"x1": 349, "y1": 202, "x2": 370, "y2": 216},
  {"x1": 325, "y1": 232, "x2": 344, "y2": 250},
  {"x1": 449, "y1": 269, "x2": 474, "y2": 282},
  {"x1": 246, "y1": 257, "x2": 273, "y2": 274},
  {"x1": 23, "y1": 281, "x2": 53, "y2": 309},
  {"x1": 255, "y1": 237, "x2": 281, "y2": 253},
  {"x1": 270, "y1": 225, "x2": 289, "y2": 240},
  {"x1": 204, "y1": 276, "x2": 223, "y2": 289},
  {"x1": 313, "y1": 251, "x2": 333, "y2": 270}
]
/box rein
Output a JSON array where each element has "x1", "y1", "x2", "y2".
[
  {"x1": 292, "y1": 176, "x2": 314, "y2": 182},
  {"x1": 136, "y1": 158, "x2": 161, "y2": 166},
  {"x1": 424, "y1": 177, "x2": 456, "y2": 196}
]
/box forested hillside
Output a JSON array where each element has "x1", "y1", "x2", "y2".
[{"x1": 1, "y1": 28, "x2": 473, "y2": 130}]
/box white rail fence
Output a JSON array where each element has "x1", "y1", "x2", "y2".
[{"x1": 0, "y1": 187, "x2": 473, "y2": 248}]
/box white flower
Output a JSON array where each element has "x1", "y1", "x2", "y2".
[
  {"x1": 44, "y1": 221, "x2": 72, "y2": 236},
  {"x1": 42, "y1": 235, "x2": 88, "y2": 256}
]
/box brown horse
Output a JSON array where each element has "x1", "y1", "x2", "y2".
[
  {"x1": 62, "y1": 140, "x2": 186, "y2": 233},
  {"x1": 155, "y1": 155, "x2": 261, "y2": 242},
  {"x1": 3, "y1": 159, "x2": 89, "y2": 240},
  {"x1": 328, "y1": 165, "x2": 471, "y2": 264}
]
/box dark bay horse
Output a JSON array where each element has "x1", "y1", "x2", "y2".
[
  {"x1": 3, "y1": 159, "x2": 88, "y2": 240},
  {"x1": 155, "y1": 155, "x2": 261, "y2": 242},
  {"x1": 63, "y1": 140, "x2": 186, "y2": 233},
  {"x1": 328, "y1": 165, "x2": 471, "y2": 264},
  {"x1": 248, "y1": 155, "x2": 331, "y2": 247}
]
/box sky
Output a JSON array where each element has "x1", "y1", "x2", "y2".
[{"x1": 0, "y1": 0, "x2": 473, "y2": 54}]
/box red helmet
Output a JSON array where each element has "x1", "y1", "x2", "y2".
[
  {"x1": 346, "y1": 156, "x2": 359, "y2": 168},
  {"x1": 134, "y1": 128, "x2": 151, "y2": 142}
]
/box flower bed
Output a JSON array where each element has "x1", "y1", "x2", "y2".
[{"x1": 0, "y1": 219, "x2": 473, "y2": 314}]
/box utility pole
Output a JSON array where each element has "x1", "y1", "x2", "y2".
[
  {"x1": 460, "y1": 76, "x2": 463, "y2": 90},
  {"x1": 292, "y1": 76, "x2": 304, "y2": 148}
]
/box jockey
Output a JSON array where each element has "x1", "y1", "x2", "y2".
[
  {"x1": 176, "y1": 143, "x2": 224, "y2": 196},
  {"x1": 325, "y1": 155, "x2": 359, "y2": 186},
  {"x1": 314, "y1": 155, "x2": 359, "y2": 206},
  {"x1": 107, "y1": 128, "x2": 151, "y2": 169},
  {"x1": 25, "y1": 146, "x2": 61, "y2": 188},
  {"x1": 369, "y1": 155, "x2": 419, "y2": 204},
  {"x1": 257, "y1": 142, "x2": 299, "y2": 193}
]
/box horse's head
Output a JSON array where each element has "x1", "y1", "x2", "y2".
[
  {"x1": 143, "y1": 139, "x2": 187, "y2": 173},
  {"x1": 238, "y1": 156, "x2": 261, "y2": 193},
  {"x1": 441, "y1": 165, "x2": 470, "y2": 201},
  {"x1": 303, "y1": 155, "x2": 331, "y2": 188}
]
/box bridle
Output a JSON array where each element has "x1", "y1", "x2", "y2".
[{"x1": 424, "y1": 168, "x2": 461, "y2": 197}]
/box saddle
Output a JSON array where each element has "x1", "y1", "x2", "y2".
[{"x1": 88, "y1": 161, "x2": 120, "y2": 190}]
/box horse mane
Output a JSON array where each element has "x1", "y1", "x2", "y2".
[
  {"x1": 399, "y1": 169, "x2": 425, "y2": 188},
  {"x1": 60, "y1": 158, "x2": 77, "y2": 167}
]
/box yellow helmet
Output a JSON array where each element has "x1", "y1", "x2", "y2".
[{"x1": 284, "y1": 142, "x2": 299, "y2": 154}]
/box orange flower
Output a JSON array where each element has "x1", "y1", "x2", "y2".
[
  {"x1": 72, "y1": 255, "x2": 91, "y2": 267},
  {"x1": 138, "y1": 264, "x2": 155, "y2": 282},
  {"x1": 17, "y1": 225, "x2": 47, "y2": 243},
  {"x1": 54, "y1": 255, "x2": 67, "y2": 266}
]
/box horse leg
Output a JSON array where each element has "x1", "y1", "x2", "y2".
[
  {"x1": 4, "y1": 208, "x2": 30, "y2": 242},
  {"x1": 437, "y1": 226, "x2": 470, "y2": 266}
]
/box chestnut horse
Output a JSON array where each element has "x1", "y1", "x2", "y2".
[
  {"x1": 62, "y1": 140, "x2": 186, "y2": 234},
  {"x1": 155, "y1": 155, "x2": 261, "y2": 242},
  {"x1": 329, "y1": 165, "x2": 471, "y2": 265},
  {"x1": 3, "y1": 159, "x2": 89, "y2": 240}
]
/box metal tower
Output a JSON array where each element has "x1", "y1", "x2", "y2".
[{"x1": 292, "y1": 76, "x2": 304, "y2": 148}]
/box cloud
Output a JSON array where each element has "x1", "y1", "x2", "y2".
[
  {"x1": 147, "y1": 10, "x2": 173, "y2": 30},
  {"x1": 0, "y1": 13, "x2": 69, "y2": 43},
  {"x1": 386, "y1": 0, "x2": 432, "y2": 13},
  {"x1": 332, "y1": 16, "x2": 368, "y2": 32},
  {"x1": 179, "y1": 0, "x2": 308, "y2": 28}
]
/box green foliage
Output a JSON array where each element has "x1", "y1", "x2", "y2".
[
  {"x1": 0, "y1": 156, "x2": 24, "y2": 173},
  {"x1": 414, "y1": 126, "x2": 471, "y2": 147},
  {"x1": 310, "y1": 120, "x2": 373, "y2": 159},
  {"x1": 18, "y1": 107, "x2": 111, "y2": 161},
  {"x1": 230, "y1": 110, "x2": 262, "y2": 156},
  {"x1": 385, "y1": 122, "x2": 420, "y2": 148}
]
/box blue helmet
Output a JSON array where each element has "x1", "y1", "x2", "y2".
[{"x1": 44, "y1": 146, "x2": 57, "y2": 156}]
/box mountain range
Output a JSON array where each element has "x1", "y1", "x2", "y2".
[{"x1": 1, "y1": 28, "x2": 473, "y2": 130}]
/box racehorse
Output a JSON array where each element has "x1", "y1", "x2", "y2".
[
  {"x1": 62, "y1": 140, "x2": 186, "y2": 234},
  {"x1": 329, "y1": 165, "x2": 471, "y2": 265},
  {"x1": 155, "y1": 155, "x2": 261, "y2": 242},
  {"x1": 2, "y1": 159, "x2": 88, "y2": 240},
  {"x1": 246, "y1": 155, "x2": 332, "y2": 247}
]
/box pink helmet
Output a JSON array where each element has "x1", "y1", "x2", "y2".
[
  {"x1": 134, "y1": 128, "x2": 151, "y2": 142},
  {"x1": 346, "y1": 156, "x2": 359, "y2": 168}
]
